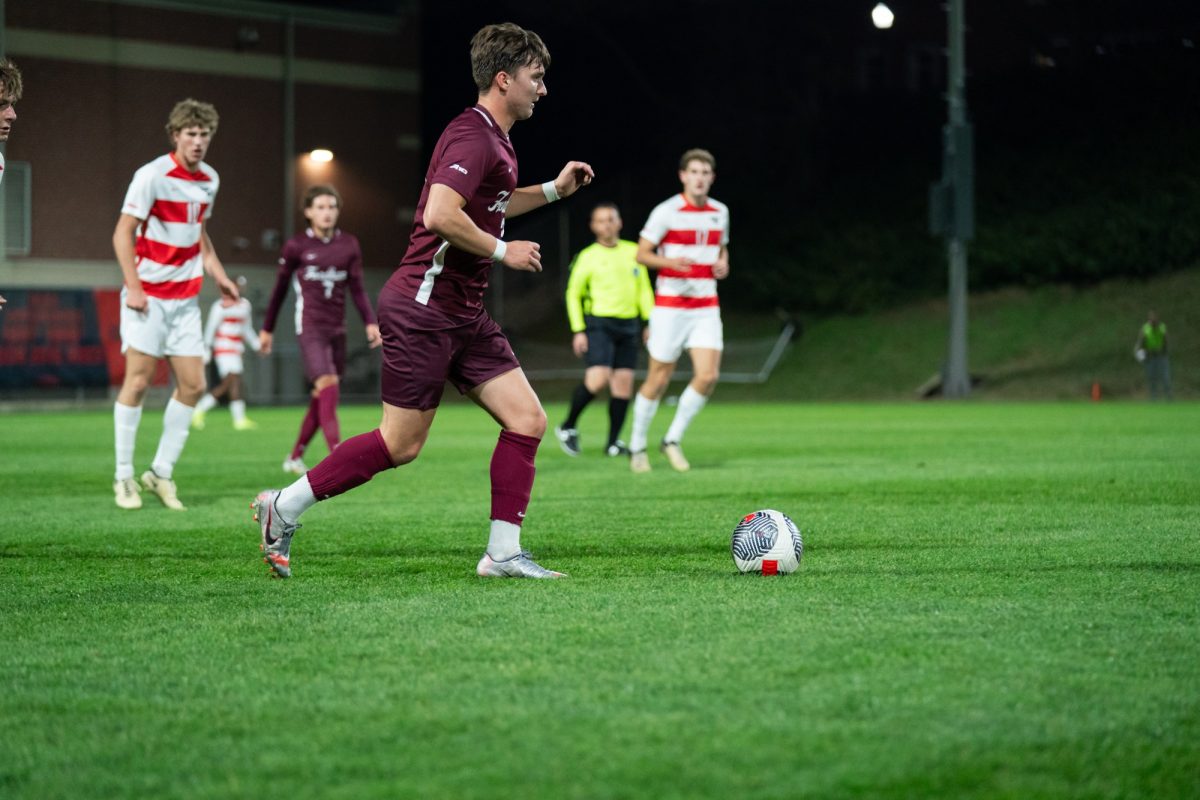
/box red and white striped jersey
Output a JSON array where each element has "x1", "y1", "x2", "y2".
[
  {"x1": 120, "y1": 152, "x2": 219, "y2": 301},
  {"x1": 204, "y1": 298, "x2": 260, "y2": 357},
  {"x1": 640, "y1": 193, "x2": 730, "y2": 309}
]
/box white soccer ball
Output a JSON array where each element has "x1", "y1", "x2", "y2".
[{"x1": 731, "y1": 509, "x2": 804, "y2": 575}]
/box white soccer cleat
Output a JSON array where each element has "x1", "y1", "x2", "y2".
[
  {"x1": 282, "y1": 457, "x2": 308, "y2": 475},
  {"x1": 253, "y1": 490, "x2": 299, "y2": 579},
  {"x1": 660, "y1": 440, "x2": 690, "y2": 472},
  {"x1": 476, "y1": 551, "x2": 566, "y2": 579},
  {"x1": 113, "y1": 477, "x2": 143, "y2": 510},
  {"x1": 629, "y1": 450, "x2": 651, "y2": 474},
  {"x1": 141, "y1": 470, "x2": 185, "y2": 511}
]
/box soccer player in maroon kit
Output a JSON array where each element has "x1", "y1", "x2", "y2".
[
  {"x1": 259, "y1": 185, "x2": 382, "y2": 474},
  {"x1": 253, "y1": 22, "x2": 593, "y2": 579}
]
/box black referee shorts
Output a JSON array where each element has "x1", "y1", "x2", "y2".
[{"x1": 584, "y1": 315, "x2": 641, "y2": 370}]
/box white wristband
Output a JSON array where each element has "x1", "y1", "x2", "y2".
[
  {"x1": 541, "y1": 181, "x2": 560, "y2": 203},
  {"x1": 491, "y1": 238, "x2": 507, "y2": 262}
]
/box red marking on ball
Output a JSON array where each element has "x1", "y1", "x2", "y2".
[{"x1": 762, "y1": 560, "x2": 778, "y2": 575}]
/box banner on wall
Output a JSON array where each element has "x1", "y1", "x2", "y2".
[{"x1": 0, "y1": 289, "x2": 168, "y2": 389}]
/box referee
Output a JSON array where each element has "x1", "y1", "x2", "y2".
[{"x1": 555, "y1": 202, "x2": 655, "y2": 457}]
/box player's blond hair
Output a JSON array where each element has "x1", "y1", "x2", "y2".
[
  {"x1": 303, "y1": 184, "x2": 342, "y2": 209},
  {"x1": 0, "y1": 58, "x2": 23, "y2": 103},
  {"x1": 470, "y1": 22, "x2": 551, "y2": 93},
  {"x1": 679, "y1": 148, "x2": 716, "y2": 172},
  {"x1": 165, "y1": 98, "x2": 219, "y2": 139}
]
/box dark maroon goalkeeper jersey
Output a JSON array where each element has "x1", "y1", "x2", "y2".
[
  {"x1": 385, "y1": 104, "x2": 519, "y2": 319},
  {"x1": 263, "y1": 228, "x2": 377, "y2": 337}
]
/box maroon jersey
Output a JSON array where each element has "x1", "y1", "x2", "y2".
[
  {"x1": 263, "y1": 228, "x2": 377, "y2": 336},
  {"x1": 386, "y1": 105, "x2": 518, "y2": 318}
]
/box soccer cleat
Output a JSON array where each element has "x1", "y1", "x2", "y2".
[
  {"x1": 476, "y1": 550, "x2": 566, "y2": 579},
  {"x1": 606, "y1": 440, "x2": 631, "y2": 457},
  {"x1": 660, "y1": 440, "x2": 691, "y2": 472},
  {"x1": 190, "y1": 409, "x2": 206, "y2": 430},
  {"x1": 141, "y1": 470, "x2": 185, "y2": 510},
  {"x1": 282, "y1": 457, "x2": 308, "y2": 475},
  {"x1": 554, "y1": 425, "x2": 581, "y2": 457},
  {"x1": 233, "y1": 417, "x2": 258, "y2": 431},
  {"x1": 113, "y1": 477, "x2": 143, "y2": 510},
  {"x1": 629, "y1": 450, "x2": 651, "y2": 473},
  {"x1": 252, "y1": 490, "x2": 300, "y2": 579}
]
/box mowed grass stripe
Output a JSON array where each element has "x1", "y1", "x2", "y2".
[{"x1": 1, "y1": 402, "x2": 1197, "y2": 799}]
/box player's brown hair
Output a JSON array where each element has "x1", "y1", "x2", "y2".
[
  {"x1": 679, "y1": 148, "x2": 716, "y2": 172},
  {"x1": 0, "y1": 58, "x2": 23, "y2": 104},
  {"x1": 303, "y1": 184, "x2": 342, "y2": 209},
  {"x1": 469, "y1": 22, "x2": 551, "y2": 93},
  {"x1": 165, "y1": 98, "x2": 219, "y2": 138}
]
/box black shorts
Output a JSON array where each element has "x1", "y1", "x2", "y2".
[{"x1": 584, "y1": 315, "x2": 641, "y2": 370}]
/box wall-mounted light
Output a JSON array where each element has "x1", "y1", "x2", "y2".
[
  {"x1": 309, "y1": 149, "x2": 334, "y2": 163},
  {"x1": 871, "y1": 3, "x2": 894, "y2": 29}
]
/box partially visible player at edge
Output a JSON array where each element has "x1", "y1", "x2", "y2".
[
  {"x1": 252, "y1": 22, "x2": 593, "y2": 578},
  {"x1": 628, "y1": 149, "x2": 730, "y2": 473},
  {"x1": 0, "y1": 57, "x2": 23, "y2": 313},
  {"x1": 112, "y1": 99, "x2": 240, "y2": 510},
  {"x1": 258, "y1": 185, "x2": 381, "y2": 475}
]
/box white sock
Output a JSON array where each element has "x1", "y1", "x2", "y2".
[
  {"x1": 629, "y1": 393, "x2": 660, "y2": 453},
  {"x1": 665, "y1": 385, "x2": 709, "y2": 444},
  {"x1": 114, "y1": 402, "x2": 143, "y2": 481},
  {"x1": 150, "y1": 398, "x2": 193, "y2": 480},
  {"x1": 230, "y1": 399, "x2": 247, "y2": 424},
  {"x1": 195, "y1": 393, "x2": 217, "y2": 414},
  {"x1": 487, "y1": 519, "x2": 521, "y2": 561},
  {"x1": 276, "y1": 474, "x2": 317, "y2": 522}
]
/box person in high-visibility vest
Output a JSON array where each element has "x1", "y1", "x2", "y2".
[
  {"x1": 555, "y1": 202, "x2": 654, "y2": 457},
  {"x1": 1135, "y1": 311, "x2": 1171, "y2": 400}
]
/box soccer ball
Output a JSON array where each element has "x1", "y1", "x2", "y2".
[{"x1": 731, "y1": 509, "x2": 803, "y2": 575}]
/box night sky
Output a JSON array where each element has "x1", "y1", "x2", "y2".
[{"x1": 288, "y1": 0, "x2": 1200, "y2": 309}]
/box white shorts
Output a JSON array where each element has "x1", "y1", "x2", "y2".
[
  {"x1": 214, "y1": 353, "x2": 245, "y2": 377},
  {"x1": 120, "y1": 291, "x2": 205, "y2": 358},
  {"x1": 646, "y1": 305, "x2": 723, "y2": 364}
]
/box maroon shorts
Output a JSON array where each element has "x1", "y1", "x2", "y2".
[
  {"x1": 298, "y1": 330, "x2": 347, "y2": 382},
  {"x1": 377, "y1": 283, "x2": 520, "y2": 410}
]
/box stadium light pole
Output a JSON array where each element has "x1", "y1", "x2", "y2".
[{"x1": 929, "y1": 0, "x2": 974, "y2": 397}]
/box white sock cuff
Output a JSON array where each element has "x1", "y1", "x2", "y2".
[
  {"x1": 114, "y1": 401, "x2": 143, "y2": 425},
  {"x1": 680, "y1": 385, "x2": 709, "y2": 411},
  {"x1": 487, "y1": 519, "x2": 522, "y2": 561},
  {"x1": 276, "y1": 474, "x2": 317, "y2": 522}
]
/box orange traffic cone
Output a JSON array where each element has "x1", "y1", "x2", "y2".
[{"x1": 1091, "y1": 382, "x2": 1102, "y2": 402}]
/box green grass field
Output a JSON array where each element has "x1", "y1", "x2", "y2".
[{"x1": 2, "y1": 401, "x2": 1198, "y2": 799}]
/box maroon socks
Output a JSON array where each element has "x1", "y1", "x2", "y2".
[
  {"x1": 490, "y1": 430, "x2": 540, "y2": 525},
  {"x1": 317, "y1": 383, "x2": 341, "y2": 450},
  {"x1": 290, "y1": 397, "x2": 321, "y2": 460},
  {"x1": 306, "y1": 428, "x2": 395, "y2": 501}
]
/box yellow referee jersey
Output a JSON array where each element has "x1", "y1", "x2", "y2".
[{"x1": 565, "y1": 240, "x2": 655, "y2": 333}]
